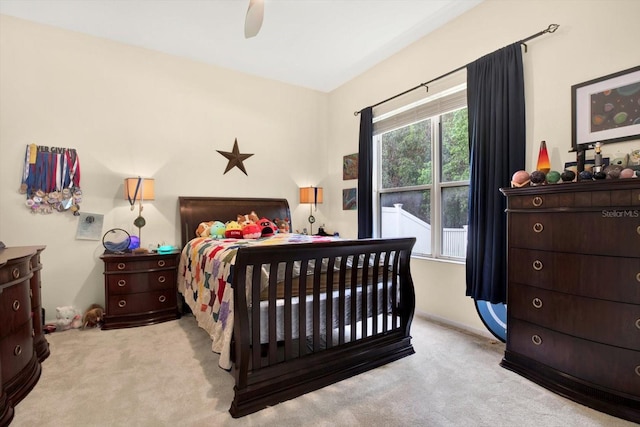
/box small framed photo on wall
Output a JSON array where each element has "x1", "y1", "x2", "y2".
[
  {"x1": 343, "y1": 188, "x2": 357, "y2": 210},
  {"x1": 343, "y1": 153, "x2": 358, "y2": 180}
]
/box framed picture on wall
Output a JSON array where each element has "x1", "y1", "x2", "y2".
[
  {"x1": 342, "y1": 188, "x2": 357, "y2": 210},
  {"x1": 571, "y1": 65, "x2": 640, "y2": 149},
  {"x1": 343, "y1": 153, "x2": 358, "y2": 180}
]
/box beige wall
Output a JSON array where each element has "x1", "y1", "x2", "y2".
[
  {"x1": 326, "y1": 0, "x2": 640, "y2": 333},
  {"x1": 1, "y1": 0, "x2": 639, "y2": 334}
]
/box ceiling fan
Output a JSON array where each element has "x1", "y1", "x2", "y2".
[{"x1": 244, "y1": 0, "x2": 264, "y2": 38}]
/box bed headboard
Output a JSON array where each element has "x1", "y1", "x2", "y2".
[{"x1": 178, "y1": 197, "x2": 291, "y2": 247}]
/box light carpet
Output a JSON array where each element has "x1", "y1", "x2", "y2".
[{"x1": 10, "y1": 315, "x2": 636, "y2": 427}]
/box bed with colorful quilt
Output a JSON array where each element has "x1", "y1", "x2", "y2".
[{"x1": 177, "y1": 196, "x2": 416, "y2": 417}]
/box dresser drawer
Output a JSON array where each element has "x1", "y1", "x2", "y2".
[
  {"x1": 107, "y1": 270, "x2": 176, "y2": 295},
  {"x1": 508, "y1": 283, "x2": 640, "y2": 350},
  {"x1": 107, "y1": 289, "x2": 177, "y2": 316},
  {"x1": 0, "y1": 259, "x2": 31, "y2": 288},
  {"x1": 509, "y1": 248, "x2": 640, "y2": 303},
  {"x1": 507, "y1": 318, "x2": 640, "y2": 398},
  {"x1": 0, "y1": 321, "x2": 34, "y2": 384},
  {"x1": 104, "y1": 256, "x2": 177, "y2": 273},
  {"x1": 508, "y1": 187, "x2": 640, "y2": 209},
  {"x1": 0, "y1": 281, "x2": 31, "y2": 338},
  {"x1": 509, "y1": 211, "x2": 640, "y2": 257}
]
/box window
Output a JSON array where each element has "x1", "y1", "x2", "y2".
[{"x1": 374, "y1": 85, "x2": 469, "y2": 260}]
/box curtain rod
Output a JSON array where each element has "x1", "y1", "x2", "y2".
[{"x1": 354, "y1": 24, "x2": 559, "y2": 116}]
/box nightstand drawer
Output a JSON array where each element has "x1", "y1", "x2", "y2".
[
  {"x1": 104, "y1": 256, "x2": 177, "y2": 272},
  {"x1": 107, "y1": 289, "x2": 177, "y2": 316},
  {"x1": 107, "y1": 270, "x2": 176, "y2": 295},
  {"x1": 0, "y1": 281, "x2": 31, "y2": 338},
  {"x1": 0, "y1": 260, "x2": 31, "y2": 287}
]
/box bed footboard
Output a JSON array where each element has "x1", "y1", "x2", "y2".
[{"x1": 230, "y1": 237, "x2": 416, "y2": 417}]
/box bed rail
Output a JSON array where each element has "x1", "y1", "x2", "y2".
[{"x1": 230, "y1": 237, "x2": 416, "y2": 417}]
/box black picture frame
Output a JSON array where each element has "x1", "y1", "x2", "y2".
[{"x1": 571, "y1": 65, "x2": 640, "y2": 150}]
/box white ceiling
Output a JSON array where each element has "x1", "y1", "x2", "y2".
[{"x1": 0, "y1": 0, "x2": 482, "y2": 92}]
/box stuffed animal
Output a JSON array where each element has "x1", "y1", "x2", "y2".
[
  {"x1": 196, "y1": 221, "x2": 214, "y2": 237},
  {"x1": 242, "y1": 223, "x2": 262, "y2": 239},
  {"x1": 82, "y1": 303, "x2": 104, "y2": 329},
  {"x1": 258, "y1": 218, "x2": 277, "y2": 237},
  {"x1": 209, "y1": 221, "x2": 226, "y2": 239},
  {"x1": 275, "y1": 218, "x2": 290, "y2": 234},
  {"x1": 237, "y1": 211, "x2": 259, "y2": 227},
  {"x1": 225, "y1": 220, "x2": 243, "y2": 238},
  {"x1": 54, "y1": 306, "x2": 82, "y2": 331}
]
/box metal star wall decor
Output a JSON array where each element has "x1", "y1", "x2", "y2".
[{"x1": 216, "y1": 138, "x2": 254, "y2": 175}]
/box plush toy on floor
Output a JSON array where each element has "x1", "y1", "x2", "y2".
[
  {"x1": 46, "y1": 306, "x2": 82, "y2": 332},
  {"x1": 82, "y1": 303, "x2": 105, "y2": 329}
]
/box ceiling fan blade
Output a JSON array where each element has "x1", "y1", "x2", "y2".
[{"x1": 244, "y1": 0, "x2": 264, "y2": 39}]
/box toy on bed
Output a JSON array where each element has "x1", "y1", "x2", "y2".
[
  {"x1": 210, "y1": 221, "x2": 226, "y2": 239},
  {"x1": 225, "y1": 220, "x2": 243, "y2": 238},
  {"x1": 196, "y1": 221, "x2": 214, "y2": 237},
  {"x1": 258, "y1": 217, "x2": 277, "y2": 236},
  {"x1": 242, "y1": 222, "x2": 262, "y2": 239},
  {"x1": 274, "y1": 218, "x2": 290, "y2": 233}
]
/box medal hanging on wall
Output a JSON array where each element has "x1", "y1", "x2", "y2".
[{"x1": 20, "y1": 144, "x2": 82, "y2": 215}]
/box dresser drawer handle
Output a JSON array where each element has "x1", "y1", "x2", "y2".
[
  {"x1": 637, "y1": 225, "x2": 640, "y2": 236},
  {"x1": 531, "y1": 335, "x2": 542, "y2": 345},
  {"x1": 12, "y1": 267, "x2": 20, "y2": 279},
  {"x1": 532, "y1": 260, "x2": 543, "y2": 271},
  {"x1": 158, "y1": 276, "x2": 166, "y2": 283},
  {"x1": 637, "y1": 272, "x2": 640, "y2": 283},
  {"x1": 118, "y1": 300, "x2": 127, "y2": 308},
  {"x1": 159, "y1": 295, "x2": 167, "y2": 303},
  {"x1": 117, "y1": 263, "x2": 126, "y2": 270},
  {"x1": 532, "y1": 196, "x2": 543, "y2": 207},
  {"x1": 118, "y1": 279, "x2": 127, "y2": 287},
  {"x1": 158, "y1": 260, "x2": 166, "y2": 267},
  {"x1": 533, "y1": 223, "x2": 544, "y2": 233},
  {"x1": 636, "y1": 318, "x2": 640, "y2": 330},
  {"x1": 636, "y1": 366, "x2": 640, "y2": 377},
  {"x1": 532, "y1": 298, "x2": 543, "y2": 309},
  {"x1": 13, "y1": 345, "x2": 22, "y2": 356},
  {"x1": 12, "y1": 300, "x2": 20, "y2": 311}
]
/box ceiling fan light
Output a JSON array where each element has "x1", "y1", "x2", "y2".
[{"x1": 244, "y1": 0, "x2": 264, "y2": 39}]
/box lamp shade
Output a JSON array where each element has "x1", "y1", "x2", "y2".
[
  {"x1": 124, "y1": 177, "x2": 155, "y2": 201},
  {"x1": 299, "y1": 186, "x2": 323, "y2": 204}
]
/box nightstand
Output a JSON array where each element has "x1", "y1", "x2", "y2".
[{"x1": 100, "y1": 251, "x2": 180, "y2": 330}]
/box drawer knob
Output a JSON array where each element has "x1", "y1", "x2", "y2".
[
  {"x1": 532, "y1": 260, "x2": 543, "y2": 271},
  {"x1": 12, "y1": 300, "x2": 20, "y2": 311},
  {"x1": 158, "y1": 260, "x2": 166, "y2": 267},
  {"x1": 532, "y1": 196, "x2": 543, "y2": 207},
  {"x1": 636, "y1": 318, "x2": 640, "y2": 330},
  {"x1": 531, "y1": 335, "x2": 543, "y2": 345},
  {"x1": 159, "y1": 295, "x2": 167, "y2": 303},
  {"x1": 532, "y1": 298, "x2": 543, "y2": 309},
  {"x1": 637, "y1": 225, "x2": 640, "y2": 236},
  {"x1": 158, "y1": 275, "x2": 166, "y2": 283},
  {"x1": 636, "y1": 366, "x2": 640, "y2": 377},
  {"x1": 117, "y1": 263, "x2": 126, "y2": 270},
  {"x1": 12, "y1": 267, "x2": 20, "y2": 279},
  {"x1": 637, "y1": 272, "x2": 640, "y2": 283},
  {"x1": 118, "y1": 279, "x2": 127, "y2": 287},
  {"x1": 118, "y1": 300, "x2": 127, "y2": 308},
  {"x1": 13, "y1": 345, "x2": 22, "y2": 356},
  {"x1": 533, "y1": 223, "x2": 544, "y2": 233}
]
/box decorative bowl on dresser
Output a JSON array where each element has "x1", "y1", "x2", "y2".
[
  {"x1": 500, "y1": 179, "x2": 639, "y2": 423},
  {"x1": 0, "y1": 246, "x2": 48, "y2": 427},
  {"x1": 100, "y1": 251, "x2": 180, "y2": 330}
]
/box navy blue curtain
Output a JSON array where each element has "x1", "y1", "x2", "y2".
[
  {"x1": 465, "y1": 43, "x2": 526, "y2": 304},
  {"x1": 357, "y1": 107, "x2": 373, "y2": 239}
]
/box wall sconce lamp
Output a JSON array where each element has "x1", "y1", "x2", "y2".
[
  {"x1": 299, "y1": 186, "x2": 323, "y2": 235},
  {"x1": 124, "y1": 177, "x2": 154, "y2": 245}
]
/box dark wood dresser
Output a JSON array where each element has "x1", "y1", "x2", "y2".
[
  {"x1": 0, "y1": 246, "x2": 48, "y2": 426},
  {"x1": 500, "y1": 179, "x2": 639, "y2": 423},
  {"x1": 101, "y1": 251, "x2": 180, "y2": 330}
]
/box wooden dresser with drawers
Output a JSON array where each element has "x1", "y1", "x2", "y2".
[
  {"x1": 101, "y1": 251, "x2": 180, "y2": 330},
  {"x1": 500, "y1": 179, "x2": 639, "y2": 423},
  {"x1": 0, "y1": 245, "x2": 48, "y2": 426}
]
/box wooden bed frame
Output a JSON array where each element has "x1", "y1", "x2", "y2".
[{"x1": 178, "y1": 196, "x2": 416, "y2": 417}]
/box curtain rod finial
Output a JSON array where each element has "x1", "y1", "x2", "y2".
[
  {"x1": 547, "y1": 24, "x2": 559, "y2": 33},
  {"x1": 354, "y1": 110, "x2": 361, "y2": 116}
]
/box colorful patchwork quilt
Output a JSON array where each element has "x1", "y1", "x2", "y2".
[{"x1": 177, "y1": 233, "x2": 336, "y2": 369}]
